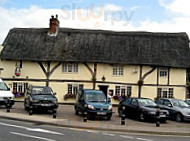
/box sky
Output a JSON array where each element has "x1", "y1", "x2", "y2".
[{"x1": 0, "y1": 0, "x2": 190, "y2": 44}]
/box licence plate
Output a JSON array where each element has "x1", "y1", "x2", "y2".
[
  {"x1": 160, "y1": 114, "x2": 166, "y2": 117},
  {"x1": 97, "y1": 112, "x2": 106, "y2": 115},
  {"x1": 41, "y1": 104, "x2": 51, "y2": 106}
]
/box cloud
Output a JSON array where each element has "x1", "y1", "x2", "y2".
[{"x1": 0, "y1": 1, "x2": 190, "y2": 44}]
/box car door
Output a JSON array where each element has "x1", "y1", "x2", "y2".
[
  {"x1": 162, "y1": 100, "x2": 176, "y2": 117},
  {"x1": 77, "y1": 91, "x2": 85, "y2": 112},
  {"x1": 128, "y1": 98, "x2": 139, "y2": 118}
]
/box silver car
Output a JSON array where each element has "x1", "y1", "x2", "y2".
[{"x1": 155, "y1": 98, "x2": 190, "y2": 122}]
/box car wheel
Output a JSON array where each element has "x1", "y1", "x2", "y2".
[
  {"x1": 107, "y1": 115, "x2": 112, "y2": 120},
  {"x1": 75, "y1": 109, "x2": 79, "y2": 115},
  {"x1": 176, "y1": 113, "x2": 183, "y2": 122},
  {"x1": 29, "y1": 109, "x2": 33, "y2": 116},
  {"x1": 139, "y1": 112, "x2": 145, "y2": 122}
]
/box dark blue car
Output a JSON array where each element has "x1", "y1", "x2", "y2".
[{"x1": 74, "y1": 89, "x2": 112, "y2": 120}]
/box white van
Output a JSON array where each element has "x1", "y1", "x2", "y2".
[{"x1": 0, "y1": 78, "x2": 15, "y2": 107}]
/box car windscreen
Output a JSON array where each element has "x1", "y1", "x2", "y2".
[
  {"x1": 171, "y1": 100, "x2": 189, "y2": 108},
  {"x1": 84, "y1": 91, "x2": 106, "y2": 102},
  {"x1": 32, "y1": 87, "x2": 53, "y2": 95},
  {"x1": 0, "y1": 82, "x2": 9, "y2": 91},
  {"x1": 138, "y1": 99, "x2": 157, "y2": 107}
]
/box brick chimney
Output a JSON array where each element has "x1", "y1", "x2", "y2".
[{"x1": 48, "y1": 15, "x2": 59, "y2": 36}]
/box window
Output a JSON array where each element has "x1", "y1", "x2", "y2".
[
  {"x1": 115, "y1": 86, "x2": 132, "y2": 96},
  {"x1": 13, "y1": 82, "x2": 28, "y2": 97},
  {"x1": 67, "y1": 84, "x2": 83, "y2": 95},
  {"x1": 113, "y1": 65, "x2": 123, "y2": 76},
  {"x1": 157, "y1": 88, "x2": 173, "y2": 98},
  {"x1": 159, "y1": 67, "x2": 168, "y2": 77},
  {"x1": 62, "y1": 63, "x2": 78, "y2": 73}
]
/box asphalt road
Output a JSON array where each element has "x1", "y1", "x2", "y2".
[{"x1": 0, "y1": 118, "x2": 189, "y2": 141}]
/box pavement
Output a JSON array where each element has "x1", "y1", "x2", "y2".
[{"x1": 0, "y1": 102, "x2": 190, "y2": 136}]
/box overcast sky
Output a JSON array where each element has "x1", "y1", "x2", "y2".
[{"x1": 0, "y1": 0, "x2": 190, "y2": 44}]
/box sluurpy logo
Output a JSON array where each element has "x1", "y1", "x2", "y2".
[{"x1": 60, "y1": 3, "x2": 135, "y2": 28}]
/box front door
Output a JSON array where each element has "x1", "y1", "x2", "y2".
[{"x1": 98, "y1": 85, "x2": 109, "y2": 97}]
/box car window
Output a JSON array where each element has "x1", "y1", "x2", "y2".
[
  {"x1": 84, "y1": 91, "x2": 106, "y2": 102},
  {"x1": 131, "y1": 99, "x2": 138, "y2": 106},
  {"x1": 155, "y1": 99, "x2": 163, "y2": 105},
  {"x1": 138, "y1": 99, "x2": 157, "y2": 106},
  {"x1": 32, "y1": 87, "x2": 53, "y2": 95},
  {"x1": 171, "y1": 99, "x2": 189, "y2": 108},
  {"x1": 163, "y1": 100, "x2": 172, "y2": 107},
  {"x1": 125, "y1": 98, "x2": 131, "y2": 105},
  {"x1": 0, "y1": 82, "x2": 9, "y2": 91}
]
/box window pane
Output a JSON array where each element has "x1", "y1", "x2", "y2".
[
  {"x1": 157, "y1": 88, "x2": 162, "y2": 98},
  {"x1": 68, "y1": 84, "x2": 72, "y2": 94},
  {"x1": 115, "y1": 86, "x2": 120, "y2": 95}
]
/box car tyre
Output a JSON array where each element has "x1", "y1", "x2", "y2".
[
  {"x1": 107, "y1": 115, "x2": 112, "y2": 120},
  {"x1": 75, "y1": 109, "x2": 79, "y2": 115},
  {"x1": 139, "y1": 112, "x2": 145, "y2": 122},
  {"x1": 176, "y1": 113, "x2": 183, "y2": 122},
  {"x1": 29, "y1": 109, "x2": 33, "y2": 116}
]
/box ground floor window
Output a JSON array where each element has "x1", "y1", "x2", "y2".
[
  {"x1": 67, "y1": 84, "x2": 83, "y2": 95},
  {"x1": 13, "y1": 82, "x2": 28, "y2": 97},
  {"x1": 157, "y1": 87, "x2": 174, "y2": 98},
  {"x1": 114, "y1": 85, "x2": 132, "y2": 100}
]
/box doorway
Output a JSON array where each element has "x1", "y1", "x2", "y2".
[{"x1": 98, "y1": 85, "x2": 109, "y2": 97}]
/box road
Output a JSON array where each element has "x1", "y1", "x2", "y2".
[{"x1": 0, "y1": 118, "x2": 189, "y2": 141}]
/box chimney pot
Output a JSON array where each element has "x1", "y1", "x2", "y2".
[{"x1": 48, "y1": 14, "x2": 59, "y2": 36}]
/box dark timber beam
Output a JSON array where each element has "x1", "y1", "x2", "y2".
[
  {"x1": 37, "y1": 61, "x2": 62, "y2": 87},
  {"x1": 83, "y1": 62, "x2": 97, "y2": 89},
  {"x1": 138, "y1": 66, "x2": 156, "y2": 98}
]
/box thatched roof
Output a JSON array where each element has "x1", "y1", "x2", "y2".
[{"x1": 1, "y1": 28, "x2": 190, "y2": 68}]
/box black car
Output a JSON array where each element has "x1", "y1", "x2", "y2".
[
  {"x1": 24, "y1": 85, "x2": 58, "y2": 116},
  {"x1": 118, "y1": 97, "x2": 169, "y2": 122},
  {"x1": 74, "y1": 89, "x2": 113, "y2": 120},
  {"x1": 155, "y1": 98, "x2": 190, "y2": 122}
]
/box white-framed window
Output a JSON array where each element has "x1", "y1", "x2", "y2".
[
  {"x1": 13, "y1": 82, "x2": 28, "y2": 97},
  {"x1": 62, "y1": 63, "x2": 78, "y2": 73},
  {"x1": 115, "y1": 85, "x2": 132, "y2": 96},
  {"x1": 113, "y1": 65, "x2": 124, "y2": 76},
  {"x1": 157, "y1": 87, "x2": 173, "y2": 98},
  {"x1": 67, "y1": 84, "x2": 83, "y2": 95},
  {"x1": 159, "y1": 67, "x2": 168, "y2": 77}
]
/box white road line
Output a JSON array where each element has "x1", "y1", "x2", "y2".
[
  {"x1": 136, "y1": 137, "x2": 154, "y2": 141},
  {"x1": 86, "y1": 130, "x2": 99, "y2": 133},
  {"x1": 102, "y1": 133, "x2": 115, "y2": 136},
  {"x1": 0, "y1": 122, "x2": 63, "y2": 135},
  {"x1": 10, "y1": 132, "x2": 56, "y2": 141},
  {"x1": 120, "y1": 135, "x2": 134, "y2": 139}
]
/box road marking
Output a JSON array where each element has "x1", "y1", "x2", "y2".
[
  {"x1": 102, "y1": 133, "x2": 115, "y2": 136},
  {"x1": 86, "y1": 130, "x2": 99, "y2": 133},
  {"x1": 10, "y1": 132, "x2": 56, "y2": 141},
  {"x1": 0, "y1": 122, "x2": 63, "y2": 135},
  {"x1": 136, "y1": 137, "x2": 153, "y2": 141},
  {"x1": 120, "y1": 135, "x2": 134, "y2": 139}
]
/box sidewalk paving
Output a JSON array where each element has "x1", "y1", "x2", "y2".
[{"x1": 0, "y1": 102, "x2": 190, "y2": 136}]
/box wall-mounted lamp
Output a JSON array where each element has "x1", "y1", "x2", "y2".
[{"x1": 102, "y1": 76, "x2": 106, "y2": 81}]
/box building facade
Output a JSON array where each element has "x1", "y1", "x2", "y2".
[{"x1": 0, "y1": 15, "x2": 190, "y2": 104}]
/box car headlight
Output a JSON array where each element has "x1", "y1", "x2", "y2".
[
  {"x1": 31, "y1": 99, "x2": 39, "y2": 103},
  {"x1": 108, "y1": 105, "x2": 113, "y2": 110},
  {"x1": 88, "y1": 105, "x2": 95, "y2": 110},
  {"x1": 53, "y1": 100, "x2": 58, "y2": 104},
  {"x1": 148, "y1": 111, "x2": 156, "y2": 115}
]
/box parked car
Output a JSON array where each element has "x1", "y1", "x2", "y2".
[
  {"x1": 155, "y1": 98, "x2": 190, "y2": 122},
  {"x1": 118, "y1": 97, "x2": 169, "y2": 122},
  {"x1": 0, "y1": 78, "x2": 14, "y2": 108},
  {"x1": 24, "y1": 85, "x2": 58, "y2": 116},
  {"x1": 184, "y1": 99, "x2": 190, "y2": 106},
  {"x1": 74, "y1": 89, "x2": 113, "y2": 120}
]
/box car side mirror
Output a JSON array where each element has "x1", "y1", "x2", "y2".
[
  {"x1": 7, "y1": 88, "x2": 10, "y2": 90},
  {"x1": 167, "y1": 103, "x2": 172, "y2": 107},
  {"x1": 53, "y1": 92, "x2": 57, "y2": 95}
]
